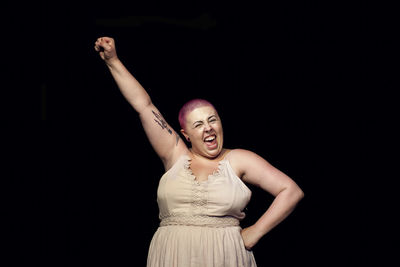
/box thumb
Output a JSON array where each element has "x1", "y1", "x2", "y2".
[
  {"x1": 99, "y1": 42, "x2": 111, "y2": 52},
  {"x1": 103, "y1": 43, "x2": 113, "y2": 51}
]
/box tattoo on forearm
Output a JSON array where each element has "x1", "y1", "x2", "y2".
[{"x1": 152, "y1": 110, "x2": 173, "y2": 135}]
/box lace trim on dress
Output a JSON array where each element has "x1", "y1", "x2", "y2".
[
  {"x1": 181, "y1": 156, "x2": 226, "y2": 215},
  {"x1": 160, "y1": 214, "x2": 239, "y2": 227},
  {"x1": 183, "y1": 156, "x2": 225, "y2": 184}
]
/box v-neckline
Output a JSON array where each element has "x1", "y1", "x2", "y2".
[
  {"x1": 184, "y1": 150, "x2": 231, "y2": 183},
  {"x1": 185, "y1": 157, "x2": 224, "y2": 183}
]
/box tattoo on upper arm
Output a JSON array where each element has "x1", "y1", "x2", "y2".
[
  {"x1": 152, "y1": 110, "x2": 181, "y2": 146},
  {"x1": 152, "y1": 110, "x2": 173, "y2": 134}
]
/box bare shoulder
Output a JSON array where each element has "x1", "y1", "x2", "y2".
[
  {"x1": 228, "y1": 148, "x2": 264, "y2": 162},
  {"x1": 226, "y1": 149, "x2": 267, "y2": 178},
  {"x1": 228, "y1": 148, "x2": 297, "y2": 192}
]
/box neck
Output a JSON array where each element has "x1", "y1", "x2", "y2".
[{"x1": 189, "y1": 148, "x2": 227, "y2": 161}]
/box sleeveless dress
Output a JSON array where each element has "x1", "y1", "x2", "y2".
[{"x1": 147, "y1": 153, "x2": 257, "y2": 267}]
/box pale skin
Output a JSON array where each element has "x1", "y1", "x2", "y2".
[{"x1": 94, "y1": 37, "x2": 304, "y2": 250}]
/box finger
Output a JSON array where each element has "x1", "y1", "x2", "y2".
[
  {"x1": 99, "y1": 38, "x2": 109, "y2": 47},
  {"x1": 105, "y1": 38, "x2": 113, "y2": 45},
  {"x1": 96, "y1": 41, "x2": 109, "y2": 51},
  {"x1": 101, "y1": 38, "x2": 114, "y2": 49},
  {"x1": 100, "y1": 42, "x2": 112, "y2": 51},
  {"x1": 102, "y1": 36, "x2": 112, "y2": 42}
]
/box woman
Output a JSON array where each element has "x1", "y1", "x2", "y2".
[{"x1": 94, "y1": 37, "x2": 304, "y2": 267}]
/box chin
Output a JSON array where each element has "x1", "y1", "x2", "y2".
[{"x1": 206, "y1": 147, "x2": 223, "y2": 158}]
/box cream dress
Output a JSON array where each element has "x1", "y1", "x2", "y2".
[{"x1": 147, "y1": 153, "x2": 257, "y2": 267}]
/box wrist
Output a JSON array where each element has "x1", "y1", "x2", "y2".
[
  {"x1": 105, "y1": 57, "x2": 121, "y2": 68},
  {"x1": 252, "y1": 222, "x2": 269, "y2": 237}
]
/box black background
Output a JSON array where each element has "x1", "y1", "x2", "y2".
[{"x1": 4, "y1": 1, "x2": 397, "y2": 266}]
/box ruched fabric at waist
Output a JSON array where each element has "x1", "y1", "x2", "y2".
[{"x1": 160, "y1": 215, "x2": 240, "y2": 228}]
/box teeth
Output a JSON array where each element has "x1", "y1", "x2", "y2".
[{"x1": 205, "y1": 136, "x2": 215, "y2": 142}]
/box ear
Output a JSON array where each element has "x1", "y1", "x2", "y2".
[{"x1": 180, "y1": 129, "x2": 190, "y2": 142}]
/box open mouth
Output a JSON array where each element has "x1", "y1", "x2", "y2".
[{"x1": 204, "y1": 135, "x2": 217, "y2": 149}]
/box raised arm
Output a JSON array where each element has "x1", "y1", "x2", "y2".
[
  {"x1": 230, "y1": 149, "x2": 304, "y2": 250},
  {"x1": 94, "y1": 37, "x2": 187, "y2": 169}
]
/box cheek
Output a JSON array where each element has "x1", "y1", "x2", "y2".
[
  {"x1": 188, "y1": 129, "x2": 203, "y2": 141},
  {"x1": 215, "y1": 123, "x2": 223, "y2": 134}
]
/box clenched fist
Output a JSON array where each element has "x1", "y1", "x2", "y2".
[{"x1": 94, "y1": 37, "x2": 118, "y2": 64}]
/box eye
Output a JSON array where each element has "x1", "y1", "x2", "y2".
[{"x1": 194, "y1": 123, "x2": 202, "y2": 128}]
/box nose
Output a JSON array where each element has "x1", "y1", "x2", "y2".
[{"x1": 204, "y1": 123, "x2": 213, "y2": 132}]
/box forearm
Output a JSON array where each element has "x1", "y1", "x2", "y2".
[
  {"x1": 106, "y1": 58, "x2": 152, "y2": 113},
  {"x1": 253, "y1": 186, "x2": 304, "y2": 236}
]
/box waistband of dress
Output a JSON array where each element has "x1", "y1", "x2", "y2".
[{"x1": 160, "y1": 215, "x2": 240, "y2": 228}]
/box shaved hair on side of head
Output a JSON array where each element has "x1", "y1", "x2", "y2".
[{"x1": 178, "y1": 99, "x2": 216, "y2": 129}]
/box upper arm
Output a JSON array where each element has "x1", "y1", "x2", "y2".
[
  {"x1": 139, "y1": 103, "x2": 188, "y2": 170},
  {"x1": 232, "y1": 149, "x2": 301, "y2": 197}
]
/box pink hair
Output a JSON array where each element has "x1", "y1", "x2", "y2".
[{"x1": 178, "y1": 99, "x2": 216, "y2": 129}]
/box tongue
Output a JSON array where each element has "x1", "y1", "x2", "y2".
[{"x1": 205, "y1": 138, "x2": 217, "y2": 149}]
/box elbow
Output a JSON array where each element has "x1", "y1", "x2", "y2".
[
  {"x1": 297, "y1": 188, "x2": 305, "y2": 201},
  {"x1": 288, "y1": 183, "x2": 304, "y2": 203},
  {"x1": 136, "y1": 97, "x2": 153, "y2": 115}
]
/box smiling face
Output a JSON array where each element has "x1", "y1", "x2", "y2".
[{"x1": 180, "y1": 106, "x2": 224, "y2": 159}]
